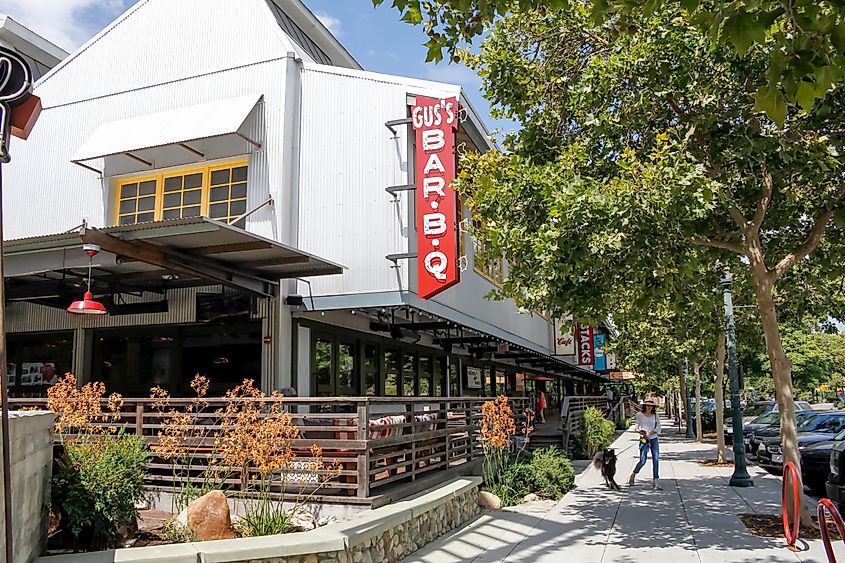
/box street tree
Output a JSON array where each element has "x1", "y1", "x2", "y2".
[
  {"x1": 432, "y1": 5, "x2": 845, "y2": 520},
  {"x1": 373, "y1": 0, "x2": 845, "y2": 121}
]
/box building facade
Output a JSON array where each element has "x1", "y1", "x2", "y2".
[{"x1": 2, "y1": 0, "x2": 604, "y2": 401}]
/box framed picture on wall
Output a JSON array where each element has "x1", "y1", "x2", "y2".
[{"x1": 466, "y1": 366, "x2": 482, "y2": 389}]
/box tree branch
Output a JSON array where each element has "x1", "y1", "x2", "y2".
[
  {"x1": 750, "y1": 170, "x2": 774, "y2": 235},
  {"x1": 771, "y1": 208, "x2": 836, "y2": 280},
  {"x1": 728, "y1": 205, "x2": 750, "y2": 231},
  {"x1": 691, "y1": 235, "x2": 744, "y2": 253}
]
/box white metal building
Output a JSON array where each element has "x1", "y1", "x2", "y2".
[{"x1": 2, "y1": 0, "x2": 603, "y2": 401}]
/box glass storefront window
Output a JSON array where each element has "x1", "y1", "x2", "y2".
[
  {"x1": 450, "y1": 360, "x2": 459, "y2": 397},
  {"x1": 336, "y1": 340, "x2": 358, "y2": 395},
  {"x1": 384, "y1": 349, "x2": 400, "y2": 396},
  {"x1": 419, "y1": 356, "x2": 433, "y2": 396},
  {"x1": 180, "y1": 325, "x2": 261, "y2": 395},
  {"x1": 364, "y1": 344, "x2": 379, "y2": 396},
  {"x1": 7, "y1": 332, "x2": 73, "y2": 398},
  {"x1": 313, "y1": 337, "x2": 333, "y2": 397},
  {"x1": 434, "y1": 358, "x2": 446, "y2": 397},
  {"x1": 402, "y1": 353, "x2": 417, "y2": 397}
]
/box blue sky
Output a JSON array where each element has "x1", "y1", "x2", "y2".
[{"x1": 0, "y1": 0, "x2": 515, "y2": 137}]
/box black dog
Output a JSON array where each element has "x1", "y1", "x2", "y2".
[{"x1": 593, "y1": 448, "x2": 620, "y2": 490}]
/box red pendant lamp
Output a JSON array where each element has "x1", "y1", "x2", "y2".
[{"x1": 67, "y1": 243, "x2": 108, "y2": 316}]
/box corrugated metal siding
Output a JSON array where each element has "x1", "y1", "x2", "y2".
[
  {"x1": 267, "y1": 2, "x2": 331, "y2": 65},
  {"x1": 35, "y1": 0, "x2": 296, "y2": 106},
  {"x1": 297, "y1": 67, "x2": 461, "y2": 296},
  {"x1": 4, "y1": 59, "x2": 291, "y2": 242},
  {"x1": 6, "y1": 286, "x2": 271, "y2": 333}
]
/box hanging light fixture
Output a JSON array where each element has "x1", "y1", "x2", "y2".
[{"x1": 67, "y1": 243, "x2": 107, "y2": 316}]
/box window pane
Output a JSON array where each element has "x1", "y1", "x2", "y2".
[
  {"x1": 450, "y1": 362, "x2": 460, "y2": 396},
  {"x1": 164, "y1": 176, "x2": 182, "y2": 192},
  {"x1": 120, "y1": 183, "x2": 137, "y2": 197},
  {"x1": 384, "y1": 350, "x2": 399, "y2": 397},
  {"x1": 137, "y1": 212, "x2": 154, "y2": 223},
  {"x1": 119, "y1": 199, "x2": 136, "y2": 214},
  {"x1": 364, "y1": 344, "x2": 378, "y2": 396},
  {"x1": 119, "y1": 215, "x2": 135, "y2": 225},
  {"x1": 337, "y1": 341, "x2": 357, "y2": 395},
  {"x1": 231, "y1": 183, "x2": 247, "y2": 199},
  {"x1": 182, "y1": 206, "x2": 201, "y2": 217},
  {"x1": 184, "y1": 173, "x2": 203, "y2": 189},
  {"x1": 232, "y1": 166, "x2": 248, "y2": 182},
  {"x1": 209, "y1": 203, "x2": 228, "y2": 218},
  {"x1": 138, "y1": 196, "x2": 155, "y2": 212},
  {"x1": 211, "y1": 169, "x2": 230, "y2": 185},
  {"x1": 419, "y1": 356, "x2": 432, "y2": 397},
  {"x1": 163, "y1": 209, "x2": 181, "y2": 219},
  {"x1": 314, "y1": 338, "x2": 332, "y2": 397},
  {"x1": 163, "y1": 193, "x2": 181, "y2": 208},
  {"x1": 403, "y1": 353, "x2": 416, "y2": 396},
  {"x1": 183, "y1": 189, "x2": 202, "y2": 205},
  {"x1": 210, "y1": 186, "x2": 229, "y2": 202},
  {"x1": 230, "y1": 200, "x2": 247, "y2": 217},
  {"x1": 139, "y1": 180, "x2": 157, "y2": 195}
]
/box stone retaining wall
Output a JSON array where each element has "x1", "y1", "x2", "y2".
[{"x1": 39, "y1": 477, "x2": 482, "y2": 563}]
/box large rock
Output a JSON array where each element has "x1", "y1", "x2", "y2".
[
  {"x1": 289, "y1": 509, "x2": 317, "y2": 532},
  {"x1": 186, "y1": 490, "x2": 235, "y2": 540},
  {"x1": 478, "y1": 490, "x2": 502, "y2": 510}
]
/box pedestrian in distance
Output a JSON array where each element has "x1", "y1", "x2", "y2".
[
  {"x1": 537, "y1": 389, "x2": 548, "y2": 424},
  {"x1": 628, "y1": 398, "x2": 662, "y2": 490}
]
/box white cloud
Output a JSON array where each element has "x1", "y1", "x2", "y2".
[
  {"x1": 314, "y1": 9, "x2": 341, "y2": 38},
  {"x1": 0, "y1": 0, "x2": 128, "y2": 52}
]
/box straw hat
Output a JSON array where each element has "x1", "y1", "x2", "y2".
[{"x1": 641, "y1": 398, "x2": 657, "y2": 408}]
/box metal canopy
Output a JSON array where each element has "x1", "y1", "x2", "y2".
[
  {"x1": 4, "y1": 217, "x2": 344, "y2": 303},
  {"x1": 70, "y1": 94, "x2": 263, "y2": 175}
]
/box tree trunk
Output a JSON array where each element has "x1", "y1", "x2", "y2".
[
  {"x1": 678, "y1": 362, "x2": 688, "y2": 434},
  {"x1": 694, "y1": 362, "x2": 703, "y2": 443},
  {"x1": 714, "y1": 331, "x2": 727, "y2": 463},
  {"x1": 751, "y1": 267, "x2": 812, "y2": 525}
]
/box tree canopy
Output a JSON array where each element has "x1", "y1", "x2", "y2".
[{"x1": 373, "y1": 0, "x2": 845, "y2": 122}]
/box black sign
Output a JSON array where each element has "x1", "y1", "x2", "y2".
[{"x1": 0, "y1": 47, "x2": 32, "y2": 163}]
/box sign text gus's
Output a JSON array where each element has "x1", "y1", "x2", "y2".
[{"x1": 412, "y1": 95, "x2": 460, "y2": 299}]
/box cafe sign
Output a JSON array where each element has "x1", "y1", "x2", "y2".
[{"x1": 411, "y1": 95, "x2": 460, "y2": 299}]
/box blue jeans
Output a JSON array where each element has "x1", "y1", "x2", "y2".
[{"x1": 634, "y1": 437, "x2": 659, "y2": 479}]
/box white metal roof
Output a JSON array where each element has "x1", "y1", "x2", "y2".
[{"x1": 71, "y1": 93, "x2": 263, "y2": 163}]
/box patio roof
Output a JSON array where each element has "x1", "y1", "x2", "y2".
[{"x1": 4, "y1": 217, "x2": 343, "y2": 305}]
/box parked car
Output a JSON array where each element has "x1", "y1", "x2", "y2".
[
  {"x1": 801, "y1": 430, "x2": 845, "y2": 493},
  {"x1": 826, "y1": 441, "x2": 845, "y2": 511},
  {"x1": 721, "y1": 401, "x2": 814, "y2": 444},
  {"x1": 757, "y1": 412, "x2": 845, "y2": 473},
  {"x1": 744, "y1": 410, "x2": 821, "y2": 456}
]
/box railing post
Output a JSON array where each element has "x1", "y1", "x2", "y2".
[
  {"x1": 135, "y1": 403, "x2": 144, "y2": 435},
  {"x1": 356, "y1": 400, "x2": 369, "y2": 498}
]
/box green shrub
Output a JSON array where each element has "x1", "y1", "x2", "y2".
[
  {"x1": 616, "y1": 418, "x2": 632, "y2": 430},
  {"x1": 580, "y1": 407, "x2": 616, "y2": 458},
  {"x1": 494, "y1": 447, "x2": 576, "y2": 506},
  {"x1": 52, "y1": 431, "x2": 149, "y2": 551},
  {"x1": 528, "y1": 446, "x2": 575, "y2": 499}
]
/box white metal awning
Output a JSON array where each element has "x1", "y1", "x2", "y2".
[{"x1": 71, "y1": 94, "x2": 263, "y2": 175}]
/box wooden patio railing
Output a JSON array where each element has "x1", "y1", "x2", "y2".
[{"x1": 10, "y1": 396, "x2": 530, "y2": 502}]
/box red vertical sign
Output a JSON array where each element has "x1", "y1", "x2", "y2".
[
  {"x1": 576, "y1": 324, "x2": 595, "y2": 365},
  {"x1": 412, "y1": 95, "x2": 460, "y2": 299}
]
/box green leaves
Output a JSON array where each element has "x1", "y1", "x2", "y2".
[
  {"x1": 753, "y1": 85, "x2": 787, "y2": 126},
  {"x1": 723, "y1": 10, "x2": 766, "y2": 56}
]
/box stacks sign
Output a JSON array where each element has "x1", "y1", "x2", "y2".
[
  {"x1": 412, "y1": 95, "x2": 460, "y2": 299},
  {"x1": 576, "y1": 324, "x2": 594, "y2": 365},
  {"x1": 554, "y1": 318, "x2": 576, "y2": 356}
]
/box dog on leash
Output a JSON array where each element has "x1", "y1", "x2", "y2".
[{"x1": 593, "y1": 448, "x2": 620, "y2": 490}]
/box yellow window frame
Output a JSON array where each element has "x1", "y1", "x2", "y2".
[{"x1": 113, "y1": 159, "x2": 248, "y2": 226}]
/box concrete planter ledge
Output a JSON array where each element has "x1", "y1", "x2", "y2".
[{"x1": 39, "y1": 476, "x2": 483, "y2": 563}]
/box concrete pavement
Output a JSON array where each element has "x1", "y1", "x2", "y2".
[{"x1": 402, "y1": 423, "x2": 836, "y2": 563}]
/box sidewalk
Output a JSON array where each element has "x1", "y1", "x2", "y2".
[{"x1": 402, "y1": 423, "x2": 833, "y2": 563}]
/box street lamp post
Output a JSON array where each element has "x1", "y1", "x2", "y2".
[
  {"x1": 684, "y1": 357, "x2": 695, "y2": 438},
  {"x1": 722, "y1": 271, "x2": 754, "y2": 487}
]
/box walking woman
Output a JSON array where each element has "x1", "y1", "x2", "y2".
[
  {"x1": 628, "y1": 398, "x2": 662, "y2": 490},
  {"x1": 536, "y1": 388, "x2": 548, "y2": 424}
]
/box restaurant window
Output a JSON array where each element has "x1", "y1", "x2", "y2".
[
  {"x1": 363, "y1": 343, "x2": 379, "y2": 396},
  {"x1": 434, "y1": 358, "x2": 446, "y2": 397},
  {"x1": 384, "y1": 349, "x2": 400, "y2": 396},
  {"x1": 180, "y1": 324, "x2": 261, "y2": 395},
  {"x1": 114, "y1": 160, "x2": 248, "y2": 226},
  {"x1": 311, "y1": 333, "x2": 359, "y2": 397},
  {"x1": 449, "y1": 360, "x2": 460, "y2": 397},
  {"x1": 419, "y1": 356, "x2": 433, "y2": 397},
  {"x1": 402, "y1": 352, "x2": 417, "y2": 397},
  {"x1": 7, "y1": 332, "x2": 74, "y2": 398}
]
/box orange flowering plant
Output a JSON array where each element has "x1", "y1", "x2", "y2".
[
  {"x1": 480, "y1": 395, "x2": 533, "y2": 496},
  {"x1": 47, "y1": 373, "x2": 124, "y2": 441}
]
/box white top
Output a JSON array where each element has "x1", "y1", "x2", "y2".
[{"x1": 635, "y1": 411, "x2": 661, "y2": 437}]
